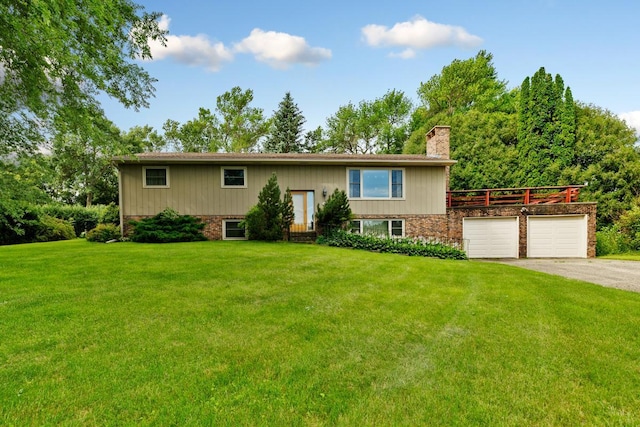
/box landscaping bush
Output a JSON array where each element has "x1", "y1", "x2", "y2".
[
  {"x1": 316, "y1": 189, "x2": 352, "y2": 234},
  {"x1": 615, "y1": 205, "x2": 640, "y2": 250},
  {"x1": 36, "y1": 215, "x2": 76, "y2": 242},
  {"x1": 40, "y1": 204, "x2": 100, "y2": 236},
  {"x1": 86, "y1": 224, "x2": 121, "y2": 243},
  {"x1": 242, "y1": 205, "x2": 271, "y2": 240},
  {"x1": 129, "y1": 208, "x2": 206, "y2": 243},
  {"x1": 99, "y1": 203, "x2": 120, "y2": 226},
  {"x1": 596, "y1": 227, "x2": 630, "y2": 256},
  {"x1": 318, "y1": 229, "x2": 467, "y2": 260}
]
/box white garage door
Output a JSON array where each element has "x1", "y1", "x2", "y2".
[
  {"x1": 463, "y1": 217, "x2": 519, "y2": 258},
  {"x1": 528, "y1": 215, "x2": 587, "y2": 258}
]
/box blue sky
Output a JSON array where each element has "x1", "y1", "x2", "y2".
[{"x1": 101, "y1": 0, "x2": 640, "y2": 137}]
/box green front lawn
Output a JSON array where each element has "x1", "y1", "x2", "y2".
[
  {"x1": 2, "y1": 240, "x2": 640, "y2": 425},
  {"x1": 600, "y1": 251, "x2": 640, "y2": 261}
]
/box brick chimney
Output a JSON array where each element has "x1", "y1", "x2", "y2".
[
  {"x1": 426, "y1": 125, "x2": 451, "y2": 191},
  {"x1": 426, "y1": 125, "x2": 450, "y2": 159}
]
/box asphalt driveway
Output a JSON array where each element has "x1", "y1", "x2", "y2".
[{"x1": 490, "y1": 259, "x2": 640, "y2": 293}]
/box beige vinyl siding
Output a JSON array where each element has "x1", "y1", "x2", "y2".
[
  {"x1": 119, "y1": 164, "x2": 446, "y2": 217},
  {"x1": 348, "y1": 166, "x2": 446, "y2": 215}
]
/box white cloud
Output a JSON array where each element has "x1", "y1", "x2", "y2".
[
  {"x1": 389, "y1": 48, "x2": 416, "y2": 59},
  {"x1": 619, "y1": 111, "x2": 640, "y2": 136},
  {"x1": 234, "y1": 29, "x2": 332, "y2": 69},
  {"x1": 147, "y1": 15, "x2": 233, "y2": 72},
  {"x1": 362, "y1": 16, "x2": 483, "y2": 57}
]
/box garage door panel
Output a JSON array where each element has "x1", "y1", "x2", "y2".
[
  {"x1": 528, "y1": 216, "x2": 587, "y2": 258},
  {"x1": 463, "y1": 217, "x2": 519, "y2": 259}
]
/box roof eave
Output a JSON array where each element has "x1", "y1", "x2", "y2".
[{"x1": 112, "y1": 155, "x2": 456, "y2": 167}]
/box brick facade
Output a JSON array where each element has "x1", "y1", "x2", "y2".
[
  {"x1": 447, "y1": 202, "x2": 597, "y2": 258},
  {"x1": 124, "y1": 213, "x2": 453, "y2": 242},
  {"x1": 354, "y1": 214, "x2": 450, "y2": 241},
  {"x1": 125, "y1": 203, "x2": 596, "y2": 258}
]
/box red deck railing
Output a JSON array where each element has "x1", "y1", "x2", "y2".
[{"x1": 447, "y1": 185, "x2": 584, "y2": 208}]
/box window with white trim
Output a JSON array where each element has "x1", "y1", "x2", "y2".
[
  {"x1": 349, "y1": 219, "x2": 404, "y2": 237},
  {"x1": 347, "y1": 168, "x2": 404, "y2": 199},
  {"x1": 143, "y1": 167, "x2": 169, "y2": 188},
  {"x1": 223, "y1": 220, "x2": 246, "y2": 240},
  {"x1": 222, "y1": 167, "x2": 247, "y2": 188}
]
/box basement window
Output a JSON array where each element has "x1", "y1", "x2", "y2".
[
  {"x1": 350, "y1": 219, "x2": 404, "y2": 237},
  {"x1": 223, "y1": 220, "x2": 246, "y2": 240}
]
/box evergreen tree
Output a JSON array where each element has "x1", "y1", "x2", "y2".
[
  {"x1": 557, "y1": 86, "x2": 577, "y2": 166},
  {"x1": 282, "y1": 188, "x2": 295, "y2": 240},
  {"x1": 243, "y1": 174, "x2": 292, "y2": 241},
  {"x1": 316, "y1": 189, "x2": 353, "y2": 233},
  {"x1": 516, "y1": 67, "x2": 577, "y2": 186},
  {"x1": 264, "y1": 92, "x2": 306, "y2": 153},
  {"x1": 257, "y1": 174, "x2": 282, "y2": 236},
  {"x1": 517, "y1": 77, "x2": 531, "y2": 144}
]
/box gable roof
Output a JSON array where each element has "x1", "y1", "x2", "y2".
[{"x1": 113, "y1": 152, "x2": 456, "y2": 167}]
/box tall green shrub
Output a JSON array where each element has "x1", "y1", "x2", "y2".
[
  {"x1": 99, "y1": 203, "x2": 120, "y2": 225},
  {"x1": 316, "y1": 189, "x2": 352, "y2": 234},
  {"x1": 282, "y1": 188, "x2": 294, "y2": 240},
  {"x1": 244, "y1": 174, "x2": 290, "y2": 241}
]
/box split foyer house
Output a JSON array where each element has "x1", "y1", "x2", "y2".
[{"x1": 114, "y1": 126, "x2": 597, "y2": 258}]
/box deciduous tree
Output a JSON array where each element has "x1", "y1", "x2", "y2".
[
  {"x1": 162, "y1": 108, "x2": 218, "y2": 152},
  {"x1": 121, "y1": 125, "x2": 167, "y2": 153},
  {"x1": 0, "y1": 0, "x2": 166, "y2": 154},
  {"x1": 162, "y1": 87, "x2": 269, "y2": 153},
  {"x1": 417, "y1": 50, "x2": 507, "y2": 116},
  {"x1": 50, "y1": 105, "x2": 123, "y2": 206},
  {"x1": 323, "y1": 90, "x2": 412, "y2": 154},
  {"x1": 215, "y1": 87, "x2": 270, "y2": 152}
]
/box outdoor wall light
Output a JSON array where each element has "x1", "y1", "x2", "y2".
[{"x1": 322, "y1": 187, "x2": 327, "y2": 197}]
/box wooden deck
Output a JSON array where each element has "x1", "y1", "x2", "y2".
[{"x1": 447, "y1": 185, "x2": 584, "y2": 208}]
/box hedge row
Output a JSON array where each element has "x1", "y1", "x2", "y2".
[
  {"x1": 39, "y1": 203, "x2": 119, "y2": 236},
  {"x1": 317, "y1": 230, "x2": 468, "y2": 260},
  {"x1": 0, "y1": 203, "x2": 120, "y2": 245}
]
